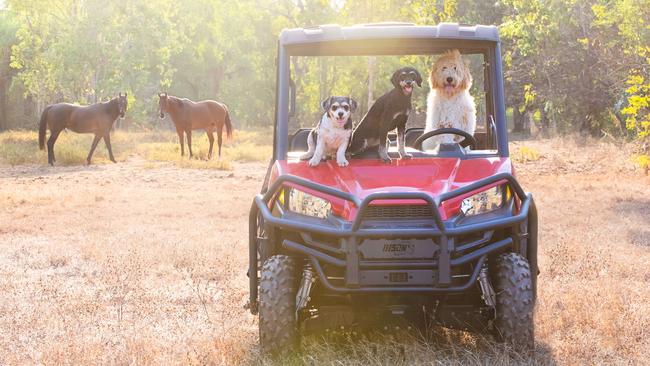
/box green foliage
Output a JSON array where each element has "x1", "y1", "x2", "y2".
[
  {"x1": 493, "y1": 0, "x2": 650, "y2": 137},
  {"x1": 625, "y1": 72, "x2": 650, "y2": 171},
  {"x1": 0, "y1": 0, "x2": 647, "y2": 147},
  {"x1": 622, "y1": 74, "x2": 650, "y2": 139}
]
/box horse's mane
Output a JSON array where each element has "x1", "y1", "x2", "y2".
[
  {"x1": 169, "y1": 95, "x2": 192, "y2": 104},
  {"x1": 101, "y1": 97, "x2": 119, "y2": 110}
]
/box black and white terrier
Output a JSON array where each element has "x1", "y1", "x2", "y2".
[
  {"x1": 301, "y1": 96, "x2": 357, "y2": 167},
  {"x1": 349, "y1": 67, "x2": 422, "y2": 162}
]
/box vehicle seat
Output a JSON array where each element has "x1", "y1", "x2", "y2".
[
  {"x1": 474, "y1": 131, "x2": 487, "y2": 150},
  {"x1": 289, "y1": 128, "x2": 311, "y2": 152},
  {"x1": 387, "y1": 128, "x2": 423, "y2": 147},
  {"x1": 405, "y1": 128, "x2": 424, "y2": 147}
]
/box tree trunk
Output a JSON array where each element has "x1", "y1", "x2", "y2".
[
  {"x1": 367, "y1": 56, "x2": 376, "y2": 108},
  {"x1": 512, "y1": 106, "x2": 524, "y2": 133},
  {"x1": 319, "y1": 57, "x2": 327, "y2": 103},
  {"x1": 540, "y1": 107, "x2": 550, "y2": 138},
  {"x1": 0, "y1": 74, "x2": 6, "y2": 131},
  {"x1": 525, "y1": 111, "x2": 535, "y2": 137},
  {"x1": 0, "y1": 49, "x2": 9, "y2": 131},
  {"x1": 25, "y1": 95, "x2": 34, "y2": 122}
]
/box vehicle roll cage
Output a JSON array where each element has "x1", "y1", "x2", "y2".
[
  {"x1": 272, "y1": 25, "x2": 510, "y2": 160},
  {"x1": 248, "y1": 172, "x2": 538, "y2": 314}
]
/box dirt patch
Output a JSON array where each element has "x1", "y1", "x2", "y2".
[{"x1": 1, "y1": 138, "x2": 649, "y2": 364}]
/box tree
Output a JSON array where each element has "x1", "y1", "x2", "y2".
[
  {"x1": 0, "y1": 0, "x2": 646, "y2": 138},
  {"x1": 0, "y1": 8, "x2": 17, "y2": 130}
]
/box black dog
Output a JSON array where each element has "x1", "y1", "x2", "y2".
[{"x1": 349, "y1": 67, "x2": 422, "y2": 162}]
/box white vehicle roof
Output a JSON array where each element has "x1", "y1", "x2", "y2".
[{"x1": 279, "y1": 23, "x2": 500, "y2": 45}]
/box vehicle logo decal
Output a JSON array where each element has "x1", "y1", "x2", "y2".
[{"x1": 382, "y1": 243, "x2": 416, "y2": 256}]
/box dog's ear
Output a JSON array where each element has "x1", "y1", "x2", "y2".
[
  {"x1": 414, "y1": 69, "x2": 423, "y2": 87},
  {"x1": 458, "y1": 60, "x2": 473, "y2": 90},
  {"x1": 348, "y1": 98, "x2": 358, "y2": 112},
  {"x1": 429, "y1": 67, "x2": 440, "y2": 90},
  {"x1": 391, "y1": 69, "x2": 401, "y2": 89},
  {"x1": 321, "y1": 97, "x2": 331, "y2": 111}
]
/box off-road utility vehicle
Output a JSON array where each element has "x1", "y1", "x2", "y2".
[{"x1": 247, "y1": 23, "x2": 538, "y2": 354}]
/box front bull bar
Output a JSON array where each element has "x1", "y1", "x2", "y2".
[{"x1": 248, "y1": 172, "x2": 537, "y2": 314}]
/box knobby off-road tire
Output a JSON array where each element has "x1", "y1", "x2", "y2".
[
  {"x1": 493, "y1": 252, "x2": 535, "y2": 352},
  {"x1": 259, "y1": 255, "x2": 300, "y2": 355}
]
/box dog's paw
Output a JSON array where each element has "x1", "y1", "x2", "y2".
[
  {"x1": 380, "y1": 156, "x2": 392, "y2": 163},
  {"x1": 308, "y1": 157, "x2": 320, "y2": 167},
  {"x1": 400, "y1": 152, "x2": 412, "y2": 159},
  {"x1": 337, "y1": 158, "x2": 349, "y2": 167}
]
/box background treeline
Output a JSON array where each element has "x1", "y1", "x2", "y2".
[{"x1": 0, "y1": 0, "x2": 647, "y2": 145}]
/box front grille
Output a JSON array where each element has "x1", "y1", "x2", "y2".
[{"x1": 363, "y1": 205, "x2": 434, "y2": 220}]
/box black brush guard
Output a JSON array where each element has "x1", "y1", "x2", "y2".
[{"x1": 248, "y1": 172, "x2": 537, "y2": 314}]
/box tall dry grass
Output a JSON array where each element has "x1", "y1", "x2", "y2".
[
  {"x1": 0, "y1": 129, "x2": 273, "y2": 169},
  {"x1": 0, "y1": 136, "x2": 648, "y2": 365}
]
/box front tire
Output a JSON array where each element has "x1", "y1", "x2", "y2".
[
  {"x1": 259, "y1": 255, "x2": 300, "y2": 355},
  {"x1": 493, "y1": 252, "x2": 535, "y2": 351}
]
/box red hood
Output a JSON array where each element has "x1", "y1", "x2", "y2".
[{"x1": 271, "y1": 156, "x2": 513, "y2": 220}]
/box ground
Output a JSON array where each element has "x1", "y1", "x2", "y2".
[{"x1": 0, "y1": 137, "x2": 648, "y2": 365}]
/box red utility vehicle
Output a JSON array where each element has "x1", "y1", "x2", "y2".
[{"x1": 248, "y1": 23, "x2": 538, "y2": 354}]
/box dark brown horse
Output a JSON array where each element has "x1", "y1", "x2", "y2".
[
  {"x1": 39, "y1": 93, "x2": 128, "y2": 166},
  {"x1": 158, "y1": 93, "x2": 233, "y2": 159}
]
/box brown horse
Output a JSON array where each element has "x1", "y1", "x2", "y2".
[
  {"x1": 158, "y1": 93, "x2": 233, "y2": 159},
  {"x1": 38, "y1": 93, "x2": 128, "y2": 166}
]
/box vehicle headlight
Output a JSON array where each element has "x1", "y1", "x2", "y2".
[
  {"x1": 460, "y1": 185, "x2": 509, "y2": 216},
  {"x1": 284, "y1": 188, "x2": 331, "y2": 219}
]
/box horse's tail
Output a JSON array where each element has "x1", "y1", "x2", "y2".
[
  {"x1": 224, "y1": 107, "x2": 233, "y2": 139},
  {"x1": 38, "y1": 105, "x2": 51, "y2": 150}
]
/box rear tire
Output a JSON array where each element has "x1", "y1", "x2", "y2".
[
  {"x1": 259, "y1": 255, "x2": 300, "y2": 355},
  {"x1": 493, "y1": 252, "x2": 535, "y2": 352}
]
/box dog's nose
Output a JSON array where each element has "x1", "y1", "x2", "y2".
[
  {"x1": 446, "y1": 77, "x2": 453, "y2": 84},
  {"x1": 338, "y1": 112, "x2": 344, "y2": 118},
  {"x1": 406, "y1": 81, "x2": 413, "y2": 85}
]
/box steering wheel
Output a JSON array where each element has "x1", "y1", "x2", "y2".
[{"x1": 413, "y1": 128, "x2": 477, "y2": 150}]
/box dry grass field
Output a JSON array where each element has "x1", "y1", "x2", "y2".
[
  {"x1": 1, "y1": 133, "x2": 649, "y2": 365},
  {"x1": 0, "y1": 129, "x2": 273, "y2": 169}
]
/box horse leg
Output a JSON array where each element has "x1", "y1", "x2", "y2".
[
  {"x1": 217, "y1": 127, "x2": 223, "y2": 158},
  {"x1": 176, "y1": 128, "x2": 185, "y2": 156},
  {"x1": 186, "y1": 128, "x2": 193, "y2": 158},
  {"x1": 87, "y1": 134, "x2": 102, "y2": 165},
  {"x1": 207, "y1": 130, "x2": 214, "y2": 160},
  {"x1": 47, "y1": 128, "x2": 62, "y2": 166},
  {"x1": 103, "y1": 132, "x2": 117, "y2": 163}
]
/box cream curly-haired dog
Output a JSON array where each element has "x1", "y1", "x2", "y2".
[{"x1": 423, "y1": 50, "x2": 476, "y2": 150}]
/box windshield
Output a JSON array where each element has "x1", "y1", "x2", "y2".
[{"x1": 278, "y1": 45, "x2": 503, "y2": 160}]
